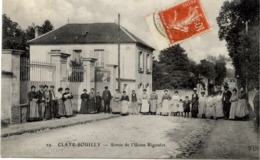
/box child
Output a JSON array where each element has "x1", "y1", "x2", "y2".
[
  {"x1": 183, "y1": 96, "x2": 191, "y2": 118},
  {"x1": 96, "y1": 92, "x2": 102, "y2": 113},
  {"x1": 178, "y1": 99, "x2": 184, "y2": 117}
]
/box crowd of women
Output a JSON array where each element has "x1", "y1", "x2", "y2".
[
  {"x1": 27, "y1": 84, "x2": 250, "y2": 122},
  {"x1": 27, "y1": 85, "x2": 74, "y2": 122}
]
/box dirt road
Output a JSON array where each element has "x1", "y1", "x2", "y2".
[
  {"x1": 190, "y1": 119, "x2": 259, "y2": 159},
  {"x1": 1, "y1": 115, "x2": 212, "y2": 158}
]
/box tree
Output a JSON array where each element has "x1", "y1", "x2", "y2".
[
  {"x1": 155, "y1": 44, "x2": 194, "y2": 89},
  {"x1": 2, "y1": 14, "x2": 26, "y2": 50},
  {"x1": 41, "y1": 20, "x2": 54, "y2": 34},
  {"x1": 217, "y1": 0, "x2": 259, "y2": 89},
  {"x1": 197, "y1": 59, "x2": 216, "y2": 80}
]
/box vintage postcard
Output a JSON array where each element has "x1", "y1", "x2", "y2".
[{"x1": 1, "y1": 0, "x2": 259, "y2": 159}]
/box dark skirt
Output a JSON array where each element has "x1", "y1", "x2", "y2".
[
  {"x1": 45, "y1": 102, "x2": 52, "y2": 120},
  {"x1": 88, "y1": 99, "x2": 97, "y2": 113},
  {"x1": 191, "y1": 102, "x2": 199, "y2": 117},
  {"x1": 80, "y1": 100, "x2": 89, "y2": 114},
  {"x1": 27, "y1": 101, "x2": 40, "y2": 122}
]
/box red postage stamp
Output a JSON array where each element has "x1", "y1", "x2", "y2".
[
  {"x1": 159, "y1": 0, "x2": 210, "y2": 45},
  {"x1": 145, "y1": 0, "x2": 210, "y2": 50}
]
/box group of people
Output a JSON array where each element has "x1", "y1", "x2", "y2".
[
  {"x1": 91, "y1": 85, "x2": 250, "y2": 121},
  {"x1": 27, "y1": 84, "x2": 251, "y2": 121},
  {"x1": 27, "y1": 85, "x2": 74, "y2": 122}
]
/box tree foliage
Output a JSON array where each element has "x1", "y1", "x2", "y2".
[{"x1": 217, "y1": 0, "x2": 259, "y2": 89}]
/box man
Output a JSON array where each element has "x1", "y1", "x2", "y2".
[
  {"x1": 131, "y1": 90, "x2": 139, "y2": 115},
  {"x1": 37, "y1": 85, "x2": 46, "y2": 120},
  {"x1": 49, "y1": 85, "x2": 57, "y2": 119},
  {"x1": 102, "y1": 86, "x2": 112, "y2": 113},
  {"x1": 222, "y1": 84, "x2": 232, "y2": 120},
  {"x1": 253, "y1": 85, "x2": 259, "y2": 126}
]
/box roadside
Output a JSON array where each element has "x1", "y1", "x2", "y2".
[
  {"x1": 190, "y1": 119, "x2": 259, "y2": 159},
  {"x1": 1, "y1": 113, "x2": 120, "y2": 138}
]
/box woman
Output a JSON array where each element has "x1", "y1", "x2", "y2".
[
  {"x1": 207, "y1": 94, "x2": 215, "y2": 119},
  {"x1": 63, "y1": 88, "x2": 73, "y2": 117},
  {"x1": 80, "y1": 89, "x2": 89, "y2": 114},
  {"x1": 172, "y1": 91, "x2": 180, "y2": 116},
  {"x1": 215, "y1": 91, "x2": 224, "y2": 119},
  {"x1": 96, "y1": 92, "x2": 102, "y2": 113},
  {"x1": 88, "y1": 88, "x2": 97, "y2": 114},
  {"x1": 191, "y1": 88, "x2": 199, "y2": 118},
  {"x1": 121, "y1": 91, "x2": 129, "y2": 116},
  {"x1": 229, "y1": 88, "x2": 238, "y2": 120},
  {"x1": 149, "y1": 90, "x2": 158, "y2": 115},
  {"x1": 56, "y1": 87, "x2": 65, "y2": 118},
  {"x1": 27, "y1": 86, "x2": 39, "y2": 122},
  {"x1": 198, "y1": 91, "x2": 207, "y2": 118},
  {"x1": 112, "y1": 89, "x2": 122, "y2": 114},
  {"x1": 141, "y1": 89, "x2": 150, "y2": 115},
  {"x1": 161, "y1": 89, "x2": 172, "y2": 116},
  {"x1": 236, "y1": 86, "x2": 249, "y2": 120}
]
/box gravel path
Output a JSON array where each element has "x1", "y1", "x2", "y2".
[{"x1": 190, "y1": 119, "x2": 259, "y2": 159}]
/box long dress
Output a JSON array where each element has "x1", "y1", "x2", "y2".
[
  {"x1": 141, "y1": 93, "x2": 150, "y2": 113},
  {"x1": 191, "y1": 94, "x2": 199, "y2": 117},
  {"x1": 130, "y1": 93, "x2": 139, "y2": 115},
  {"x1": 96, "y1": 95, "x2": 102, "y2": 113},
  {"x1": 88, "y1": 92, "x2": 97, "y2": 114},
  {"x1": 27, "y1": 91, "x2": 39, "y2": 122},
  {"x1": 57, "y1": 92, "x2": 65, "y2": 117},
  {"x1": 45, "y1": 91, "x2": 52, "y2": 120},
  {"x1": 63, "y1": 92, "x2": 73, "y2": 117},
  {"x1": 161, "y1": 94, "x2": 172, "y2": 115},
  {"x1": 112, "y1": 93, "x2": 122, "y2": 113},
  {"x1": 121, "y1": 95, "x2": 129, "y2": 115},
  {"x1": 236, "y1": 91, "x2": 249, "y2": 118},
  {"x1": 150, "y1": 93, "x2": 158, "y2": 114},
  {"x1": 229, "y1": 93, "x2": 238, "y2": 120},
  {"x1": 206, "y1": 97, "x2": 215, "y2": 118},
  {"x1": 215, "y1": 95, "x2": 224, "y2": 118},
  {"x1": 80, "y1": 93, "x2": 89, "y2": 114},
  {"x1": 172, "y1": 95, "x2": 180, "y2": 113},
  {"x1": 178, "y1": 101, "x2": 184, "y2": 112},
  {"x1": 198, "y1": 96, "x2": 207, "y2": 118}
]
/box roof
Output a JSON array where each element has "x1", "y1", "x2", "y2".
[{"x1": 28, "y1": 23, "x2": 155, "y2": 51}]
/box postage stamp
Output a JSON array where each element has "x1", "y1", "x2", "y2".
[{"x1": 145, "y1": 0, "x2": 210, "y2": 50}]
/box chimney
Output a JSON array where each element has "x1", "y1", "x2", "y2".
[{"x1": 35, "y1": 27, "x2": 39, "y2": 38}]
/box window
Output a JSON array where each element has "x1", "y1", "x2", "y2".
[
  {"x1": 138, "y1": 51, "x2": 144, "y2": 72},
  {"x1": 94, "y1": 49, "x2": 105, "y2": 67},
  {"x1": 72, "y1": 50, "x2": 82, "y2": 63},
  {"x1": 146, "y1": 54, "x2": 151, "y2": 73}
]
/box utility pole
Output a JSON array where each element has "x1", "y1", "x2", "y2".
[
  {"x1": 245, "y1": 20, "x2": 249, "y2": 92},
  {"x1": 118, "y1": 14, "x2": 121, "y2": 91}
]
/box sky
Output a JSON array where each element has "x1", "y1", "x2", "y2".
[{"x1": 3, "y1": 0, "x2": 230, "y2": 65}]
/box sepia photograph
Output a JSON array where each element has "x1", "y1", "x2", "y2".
[{"x1": 1, "y1": 0, "x2": 259, "y2": 159}]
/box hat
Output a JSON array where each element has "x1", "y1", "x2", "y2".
[
  {"x1": 193, "y1": 88, "x2": 197, "y2": 91},
  {"x1": 83, "y1": 89, "x2": 87, "y2": 92},
  {"x1": 105, "y1": 86, "x2": 108, "y2": 89}
]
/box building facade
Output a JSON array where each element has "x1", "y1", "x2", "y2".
[{"x1": 28, "y1": 23, "x2": 154, "y2": 108}]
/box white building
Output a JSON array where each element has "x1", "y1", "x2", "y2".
[{"x1": 28, "y1": 23, "x2": 155, "y2": 96}]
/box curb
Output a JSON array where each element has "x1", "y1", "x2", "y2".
[{"x1": 1, "y1": 115, "x2": 121, "y2": 138}]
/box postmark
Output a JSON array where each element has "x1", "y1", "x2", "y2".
[{"x1": 146, "y1": 0, "x2": 210, "y2": 50}]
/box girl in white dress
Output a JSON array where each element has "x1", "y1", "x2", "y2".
[
  {"x1": 215, "y1": 91, "x2": 224, "y2": 119},
  {"x1": 141, "y1": 89, "x2": 149, "y2": 115},
  {"x1": 172, "y1": 91, "x2": 180, "y2": 116},
  {"x1": 161, "y1": 89, "x2": 172, "y2": 116},
  {"x1": 229, "y1": 88, "x2": 238, "y2": 120},
  {"x1": 206, "y1": 94, "x2": 215, "y2": 119},
  {"x1": 199, "y1": 91, "x2": 207, "y2": 118}
]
